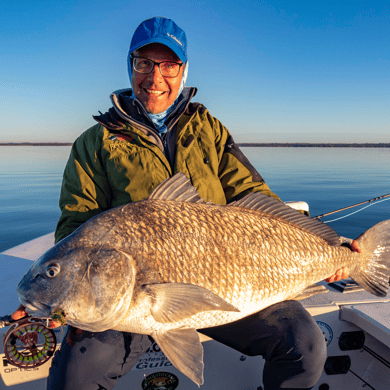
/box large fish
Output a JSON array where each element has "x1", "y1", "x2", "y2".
[{"x1": 17, "y1": 173, "x2": 390, "y2": 385}]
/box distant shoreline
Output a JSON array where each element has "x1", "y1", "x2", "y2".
[
  {"x1": 0, "y1": 143, "x2": 73, "y2": 146},
  {"x1": 1, "y1": 142, "x2": 390, "y2": 148},
  {"x1": 237, "y1": 143, "x2": 390, "y2": 148}
]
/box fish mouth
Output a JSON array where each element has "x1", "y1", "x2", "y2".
[{"x1": 18, "y1": 297, "x2": 51, "y2": 318}]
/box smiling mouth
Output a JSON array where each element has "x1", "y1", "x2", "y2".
[{"x1": 144, "y1": 88, "x2": 167, "y2": 95}]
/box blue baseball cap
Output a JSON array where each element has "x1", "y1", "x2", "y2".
[{"x1": 129, "y1": 17, "x2": 187, "y2": 63}]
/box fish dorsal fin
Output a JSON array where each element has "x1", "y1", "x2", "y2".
[
  {"x1": 229, "y1": 192, "x2": 340, "y2": 246},
  {"x1": 148, "y1": 172, "x2": 205, "y2": 203}
]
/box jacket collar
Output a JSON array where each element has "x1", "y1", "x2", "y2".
[{"x1": 93, "y1": 87, "x2": 197, "y2": 136}]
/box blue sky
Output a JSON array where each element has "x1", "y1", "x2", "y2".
[{"x1": 1, "y1": 0, "x2": 389, "y2": 143}]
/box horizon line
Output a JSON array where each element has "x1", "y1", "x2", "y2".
[{"x1": 1, "y1": 142, "x2": 390, "y2": 148}]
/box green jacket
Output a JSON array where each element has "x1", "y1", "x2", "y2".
[{"x1": 55, "y1": 88, "x2": 280, "y2": 243}]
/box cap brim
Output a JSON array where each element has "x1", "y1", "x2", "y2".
[{"x1": 130, "y1": 37, "x2": 187, "y2": 63}]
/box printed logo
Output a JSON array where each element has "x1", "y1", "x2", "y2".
[
  {"x1": 108, "y1": 134, "x2": 133, "y2": 142},
  {"x1": 141, "y1": 372, "x2": 179, "y2": 390},
  {"x1": 134, "y1": 342, "x2": 173, "y2": 371},
  {"x1": 2, "y1": 356, "x2": 39, "y2": 373},
  {"x1": 316, "y1": 321, "x2": 333, "y2": 346},
  {"x1": 166, "y1": 33, "x2": 183, "y2": 46}
]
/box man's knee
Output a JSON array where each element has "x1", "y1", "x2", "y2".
[
  {"x1": 47, "y1": 327, "x2": 150, "y2": 390},
  {"x1": 263, "y1": 301, "x2": 326, "y2": 362},
  {"x1": 261, "y1": 301, "x2": 327, "y2": 389}
]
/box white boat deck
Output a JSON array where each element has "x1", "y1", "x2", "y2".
[
  {"x1": 2, "y1": 233, "x2": 55, "y2": 261},
  {"x1": 340, "y1": 303, "x2": 390, "y2": 348}
]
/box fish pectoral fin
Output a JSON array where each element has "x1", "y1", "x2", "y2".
[
  {"x1": 152, "y1": 328, "x2": 204, "y2": 386},
  {"x1": 292, "y1": 283, "x2": 329, "y2": 300},
  {"x1": 145, "y1": 283, "x2": 239, "y2": 323}
]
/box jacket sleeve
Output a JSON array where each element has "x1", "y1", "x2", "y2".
[
  {"x1": 211, "y1": 116, "x2": 281, "y2": 203},
  {"x1": 55, "y1": 125, "x2": 111, "y2": 243}
]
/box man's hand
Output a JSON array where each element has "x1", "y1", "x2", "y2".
[
  {"x1": 47, "y1": 319, "x2": 63, "y2": 328},
  {"x1": 325, "y1": 239, "x2": 362, "y2": 283},
  {"x1": 350, "y1": 240, "x2": 362, "y2": 253},
  {"x1": 11, "y1": 304, "x2": 27, "y2": 320},
  {"x1": 11, "y1": 304, "x2": 62, "y2": 329},
  {"x1": 325, "y1": 266, "x2": 350, "y2": 283}
]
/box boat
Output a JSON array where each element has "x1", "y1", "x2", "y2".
[{"x1": 1, "y1": 204, "x2": 390, "y2": 390}]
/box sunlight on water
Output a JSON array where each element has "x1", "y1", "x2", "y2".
[
  {"x1": 0, "y1": 146, "x2": 389, "y2": 252},
  {"x1": 243, "y1": 147, "x2": 390, "y2": 238},
  {"x1": 0, "y1": 146, "x2": 72, "y2": 251}
]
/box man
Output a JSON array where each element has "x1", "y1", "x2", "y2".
[{"x1": 13, "y1": 17, "x2": 353, "y2": 390}]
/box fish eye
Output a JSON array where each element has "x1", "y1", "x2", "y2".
[{"x1": 46, "y1": 264, "x2": 60, "y2": 278}]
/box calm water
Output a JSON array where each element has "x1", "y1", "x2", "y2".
[
  {"x1": 0, "y1": 146, "x2": 389, "y2": 253},
  {"x1": 0, "y1": 146, "x2": 71, "y2": 252}
]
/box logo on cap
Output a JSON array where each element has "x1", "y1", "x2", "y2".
[{"x1": 167, "y1": 33, "x2": 183, "y2": 46}]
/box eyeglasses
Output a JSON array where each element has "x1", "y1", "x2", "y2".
[{"x1": 131, "y1": 56, "x2": 183, "y2": 78}]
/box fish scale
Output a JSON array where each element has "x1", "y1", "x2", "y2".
[
  {"x1": 17, "y1": 173, "x2": 390, "y2": 386},
  {"x1": 126, "y1": 201, "x2": 329, "y2": 311}
]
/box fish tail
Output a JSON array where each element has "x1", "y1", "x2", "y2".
[{"x1": 350, "y1": 220, "x2": 390, "y2": 297}]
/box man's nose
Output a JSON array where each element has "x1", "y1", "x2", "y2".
[{"x1": 148, "y1": 64, "x2": 164, "y2": 83}]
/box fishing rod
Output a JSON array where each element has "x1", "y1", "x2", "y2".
[{"x1": 314, "y1": 193, "x2": 390, "y2": 221}]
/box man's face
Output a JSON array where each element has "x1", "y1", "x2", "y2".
[{"x1": 131, "y1": 43, "x2": 185, "y2": 114}]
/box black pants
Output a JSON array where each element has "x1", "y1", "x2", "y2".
[{"x1": 47, "y1": 300, "x2": 326, "y2": 390}]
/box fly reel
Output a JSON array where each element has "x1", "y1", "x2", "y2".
[{"x1": 3, "y1": 317, "x2": 57, "y2": 368}]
